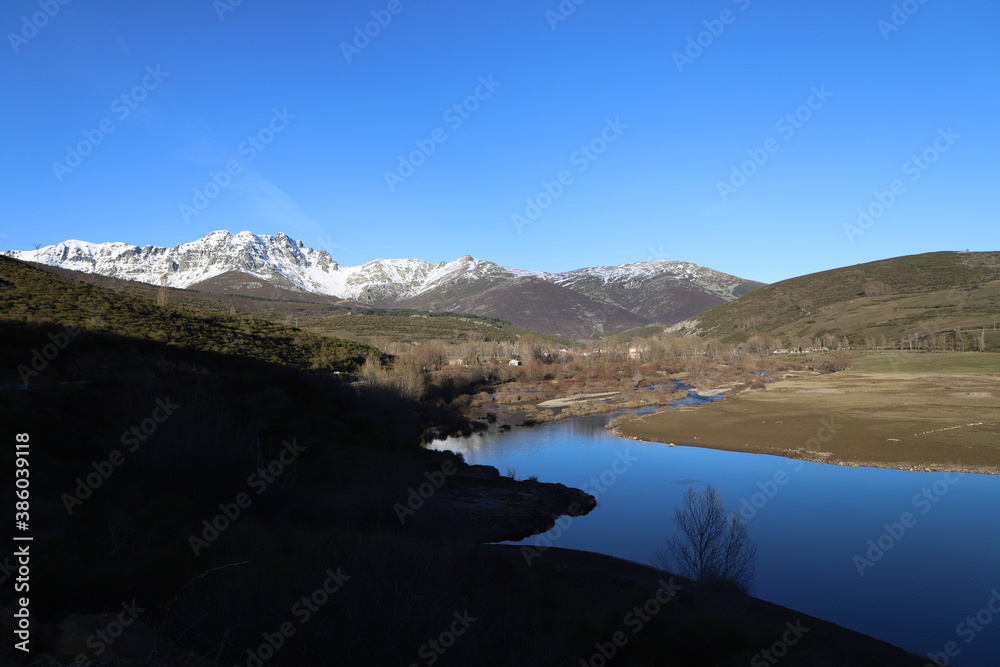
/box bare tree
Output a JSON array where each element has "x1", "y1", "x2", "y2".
[
  {"x1": 360, "y1": 352, "x2": 384, "y2": 387},
  {"x1": 654, "y1": 485, "x2": 757, "y2": 594},
  {"x1": 955, "y1": 330, "x2": 968, "y2": 352},
  {"x1": 863, "y1": 280, "x2": 893, "y2": 297},
  {"x1": 631, "y1": 371, "x2": 644, "y2": 390},
  {"x1": 157, "y1": 274, "x2": 170, "y2": 308},
  {"x1": 828, "y1": 350, "x2": 852, "y2": 371}
]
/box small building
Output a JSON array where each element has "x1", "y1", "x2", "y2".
[{"x1": 508, "y1": 359, "x2": 522, "y2": 366}]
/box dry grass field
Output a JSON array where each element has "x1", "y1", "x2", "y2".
[{"x1": 616, "y1": 352, "x2": 1000, "y2": 474}]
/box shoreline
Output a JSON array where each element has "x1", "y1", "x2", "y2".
[
  {"x1": 613, "y1": 361, "x2": 1000, "y2": 476},
  {"x1": 610, "y1": 424, "x2": 1000, "y2": 476},
  {"x1": 461, "y1": 377, "x2": 1000, "y2": 476}
]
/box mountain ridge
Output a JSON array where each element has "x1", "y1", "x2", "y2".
[{"x1": 3, "y1": 230, "x2": 764, "y2": 338}]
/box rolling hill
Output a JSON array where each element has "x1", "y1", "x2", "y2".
[
  {"x1": 0, "y1": 254, "x2": 376, "y2": 383},
  {"x1": 670, "y1": 251, "x2": 1000, "y2": 348}
]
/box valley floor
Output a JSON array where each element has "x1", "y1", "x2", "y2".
[{"x1": 615, "y1": 352, "x2": 1000, "y2": 475}]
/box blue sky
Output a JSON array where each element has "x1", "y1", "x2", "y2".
[{"x1": 1, "y1": 0, "x2": 997, "y2": 284}]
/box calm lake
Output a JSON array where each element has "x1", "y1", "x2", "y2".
[{"x1": 430, "y1": 410, "x2": 1000, "y2": 667}]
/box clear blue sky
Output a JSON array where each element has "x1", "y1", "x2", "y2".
[{"x1": 2, "y1": 0, "x2": 997, "y2": 284}]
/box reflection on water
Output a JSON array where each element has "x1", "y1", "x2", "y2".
[
  {"x1": 668, "y1": 380, "x2": 726, "y2": 407},
  {"x1": 429, "y1": 411, "x2": 1000, "y2": 667}
]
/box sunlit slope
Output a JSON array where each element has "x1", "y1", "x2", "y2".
[{"x1": 677, "y1": 251, "x2": 1000, "y2": 345}]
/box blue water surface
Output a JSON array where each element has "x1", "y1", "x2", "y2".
[{"x1": 430, "y1": 410, "x2": 1000, "y2": 667}]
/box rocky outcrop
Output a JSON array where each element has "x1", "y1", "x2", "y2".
[{"x1": 435, "y1": 464, "x2": 597, "y2": 543}]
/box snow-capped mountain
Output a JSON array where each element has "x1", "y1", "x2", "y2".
[
  {"x1": 552, "y1": 260, "x2": 755, "y2": 301},
  {"x1": 3, "y1": 231, "x2": 764, "y2": 337},
  {"x1": 4, "y1": 231, "x2": 521, "y2": 300}
]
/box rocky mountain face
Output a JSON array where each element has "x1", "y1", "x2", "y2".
[{"x1": 4, "y1": 231, "x2": 764, "y2": 338}]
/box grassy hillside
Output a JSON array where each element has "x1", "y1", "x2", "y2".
[
  {"x1": 21, "y1": 259, "x2": 565, "y2": 347},
  {"x1": 733, "y1": 279, "x2": 766, "y2": 297},
  {"x1": 0, "y1": 255, "x2": 375, "y2": 376},
  {"x1": 680, "y1": 251, "x2": 1000, "y2": 346}
]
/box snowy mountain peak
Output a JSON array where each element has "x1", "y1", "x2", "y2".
[
  {"x1": 3, "y1": 231, "x2": 762, "y2": 330},
  {"x1": 3, "y1": 230, "x2": 332, "y2": 292}
]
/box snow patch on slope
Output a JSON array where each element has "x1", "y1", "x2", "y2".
[{"x1": 4, "y1": 232, "x2": 754, "y2": 303}]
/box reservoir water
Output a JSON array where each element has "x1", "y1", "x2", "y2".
[{"x1": 430, "y1": 410, "x2": 1000, "y2": 666}]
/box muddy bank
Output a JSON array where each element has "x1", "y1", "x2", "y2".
[{"x1": 614, "y1": 369, "x2": 1000, "y2": 475}]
